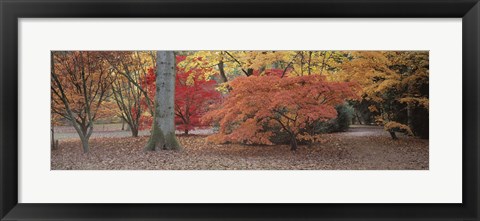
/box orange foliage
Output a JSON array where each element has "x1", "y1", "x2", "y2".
[{"x1": 203, "y1": 75, "x2": 359, "y2": 149}]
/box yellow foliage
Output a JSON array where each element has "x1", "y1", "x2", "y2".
[
  {"x1": 384, "y1": 121, "x2": 413, "y2": 136},
  {"x1": 368, "y1": 105, "x2": 378, "y2": 112},
  {"x1": 399, "y1": 97, "x2": 429, "y2": 110}
]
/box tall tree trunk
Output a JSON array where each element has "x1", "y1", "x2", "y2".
[{"x1": 145, "y1": 51, "x2": 182, "y2": 151}]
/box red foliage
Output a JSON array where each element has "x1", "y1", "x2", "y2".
[{"x1": 139, "y1": 55, "x2": 221, "y2": 134}]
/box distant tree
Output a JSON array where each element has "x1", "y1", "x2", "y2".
[
  {"x1": 203, "y1": 75, "x2": 359, "y2": 151},
  {"x1": 102, "y1": 51, "x2": 155, "y2": 137}
]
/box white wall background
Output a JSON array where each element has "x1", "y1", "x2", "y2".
[{"x1": 18, "y1": 18, "x2": 462, "y2": 203}]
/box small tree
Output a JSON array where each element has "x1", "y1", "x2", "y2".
[
  {"x1": 174, "y1": 56, "x2": 221, "y2": 134},
  {"x1": 51, "y1": 51, "x2": 113, "y2": 153},
  {"x1": 203, "y1": 75, "x2": 359, "y2": 151}
]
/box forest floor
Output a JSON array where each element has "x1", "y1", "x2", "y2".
[{"x1": 51, "y1": 125, "x2": 428, "y2": 170}]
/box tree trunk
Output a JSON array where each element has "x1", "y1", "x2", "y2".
[
  {"x1": 184, "y1": 129, "x2": 189, "y2": 135},
  {"x1": 51, "y1": 126, "x2": 55, "y2": 150},
  {"x1": 354, "y1": 112, "x2": 363, "y2": 125},
  {"x1": 81, "y1": 139, "x2": 89, "y2": 153},
  {"x1": 407, "y1": 104, "x2": 414, "y2": 136},
  {"x1": 217, "y1": 61, "x2": 228, "y2": 83},
  {"x1": 79, "y1": 135, "x2": 89, "y2": 153},
  {"x1": 70, "y1": 121, "x2": 91, "y2": 153},
  {"x1": 144, "y1": 51, "x2": 182, "y2": 151},
  {"x1": 307, "y1": 51, "x2": 312, "y2": 75},
  {"x1": 131, "y1": 127, "x2": 139, "y2": 137},
  {"x1": 246, "y1": 68, "x2": 254, "y2": 76},
  {"x1": 290, "y1": 135, "x2": 298, "y2": 151},
  {"x1": 389, "y1": 131, "x2": 398, "y2": 140}
]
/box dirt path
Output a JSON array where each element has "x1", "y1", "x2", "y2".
[
  {"x1": 51, "y1": 125, "x2": 428, "y2": 170},
  {"x1": 337, "y1": 125, "x2": 399, "y2": 137},
  {"x1": 53, "y1": 124, "x2": 213, "y2": 140}
]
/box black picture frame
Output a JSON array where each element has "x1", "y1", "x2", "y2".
[{"x1": 1, "y1": 0, "x2": 479, "y2": 220}]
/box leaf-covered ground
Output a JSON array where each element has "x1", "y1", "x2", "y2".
[{"x1": 51, "y1": 126, "x2": 428, "y2": 170}]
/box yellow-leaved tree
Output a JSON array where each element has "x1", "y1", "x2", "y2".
[{"x1": 339, "y1": 51, "x2": 429, "y2": 139}]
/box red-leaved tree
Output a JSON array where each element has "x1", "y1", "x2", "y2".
[
  {"x1": 203, "y1": 75, "x2": 359, "y2": 150},
  {"x1": 139, "y1": 55, "x2": 221, "y2": 134}
]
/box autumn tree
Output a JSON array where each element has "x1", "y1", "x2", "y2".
[
  {"x1": 181, "y1": 51, "x2": 347, "y2": 90},
  {"x1": 181, "y1": 51, "x2": 289, "y2": 83},
  {"x1": 392, "y1": 51, "x2": 429, "y2": 138},
  {"x1": 175, "y1": 56, "x2": 221, "y2": 134},
  {"x1": 339, "y1": 51, "x2": 429, "y2": 139},
  {"x1": 138, "y1": 67, "x2": 156, "y2": 130},
  {"x1": 144, "y1": 51, "x2": 182, "y2": 151},
  {"x1": 102, "y1": 51, "x2": 155, "y2": 137},
  {"x1": 203, "y1": 75, "x2": 359, "y2": 151},
  {"x1": 139, "y1": 55, "x2": 221, "y2": 134},
  {"x1": 51, "y1": 51, "x2": 114, "y2": 153}
]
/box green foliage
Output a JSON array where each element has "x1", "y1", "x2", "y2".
[
  {"x1": 311, "y1": 104, "x2": 354, "y2": 133},
  {"x1": 331, "y1": 104, "x2": 354, "y2": 132}
]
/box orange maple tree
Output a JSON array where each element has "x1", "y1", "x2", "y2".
[
  {"x1": 51, "y1": 51, "x2": 114, "y2": 153},
  {"x1": 203, "y1": 75, "x2": 359, "y2": 150}
]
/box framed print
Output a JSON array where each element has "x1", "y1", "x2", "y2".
[{"x1": 1, "y1": 0, "x2": 479, "y2": 220}]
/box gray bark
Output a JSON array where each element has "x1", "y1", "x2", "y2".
[
  {"x1": 79, "y1": 134, "x2": 90, "y2": 153},
  {"x1": 72, "y1": 123, "x2": 92, "y2": 153},
  {"x1": 145, "y1": 51, "x2": 182, "y2": 151}
]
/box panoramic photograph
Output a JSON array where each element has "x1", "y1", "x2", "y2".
[{"x1": 50, "y1": 51, "x2": 429, "y2": 170}]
